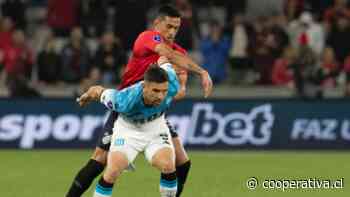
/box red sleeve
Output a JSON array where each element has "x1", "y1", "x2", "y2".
[{"x1": 136, "y1": 31, "x2": 164, "y2": 52}]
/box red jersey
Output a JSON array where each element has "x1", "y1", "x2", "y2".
[
  {"x1": 119, "y1": 30, "x2": 187, "y2": 89},
  {"x1": 0, "y1": 31, "x2": 12, "y2": 50},
  {"x1": 2, "y1": 44, "x2": 33, "y2": 76}
]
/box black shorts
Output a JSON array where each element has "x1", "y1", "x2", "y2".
[{"x1": 96, "y1": 111, "x2": 178, "y2": 150}]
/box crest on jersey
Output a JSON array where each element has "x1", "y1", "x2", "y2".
[
  {"x1": 102, "y1": 133, "x2": 112, "y2": 145},
  {"x1": 115, "y1": 138, "x2": 125, "y2": 146},
  {"x1": 153, "y1": 35, "x2": 162, "y2": 42}
]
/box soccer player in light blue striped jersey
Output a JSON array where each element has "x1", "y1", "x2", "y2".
[{"x1": 77, "y1": 57, "x2": 180, "y2": 197}]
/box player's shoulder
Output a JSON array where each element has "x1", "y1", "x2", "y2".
[
  {"x1": 140, "y1": 30, "x2": 159, "y2": 36},
  {"x1": 138, "y1": 30, "x2": 163, "y2": 42},
  {"x1": 160, "y1": 63, "x2": 174, "y2": 72},
  {"x1": 162, "y1": 64, "x2": 180, "y2": 96},
  {"x1": 121, "y1": 81, "x2": 143, "y2": 93},
  {"x1": 118, "y1": 82, "x2": 143, "y2": 104},
  {"x1": 160, "y1": 63, "x2": 178, "y2": 82}
]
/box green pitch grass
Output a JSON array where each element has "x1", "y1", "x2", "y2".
[{"x1": 1, "y1": 150, "x2": 349, "y2": 197}]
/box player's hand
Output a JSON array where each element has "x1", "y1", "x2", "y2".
[
  {"x1": 200, "y1": 70, "x2": 213, "y2": 98},
  {"x1": 76, "y1": 85, "x2": 105, "y2": 107}
]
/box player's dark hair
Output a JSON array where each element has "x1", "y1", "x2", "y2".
[
  {"x1": 157, "y1": 5, "x2": 181, "y2": 18},
  {"x1": 144, "y1": 64, "x2": 169, "y2": 83}
]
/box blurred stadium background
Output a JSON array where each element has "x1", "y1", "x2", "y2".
[{"x1": 0, "y1": 0, "x2": 350, "y2": 196}]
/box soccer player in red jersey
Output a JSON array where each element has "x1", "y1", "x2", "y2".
[{"x1": 66, "y1": 5, "x2": 212, "y2": 197}]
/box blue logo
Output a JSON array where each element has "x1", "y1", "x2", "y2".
[
  {"x1": 115, "y1": 138, "x2": 125, "y2": 146},
  {"x1": 153, "y1": 35, "x2": 162, "y2": 42}
]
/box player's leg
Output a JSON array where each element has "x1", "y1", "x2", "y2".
[
  {"x1": 150, "y1": 147, "x2": 177, "y2": 197},
  {"x1": 94, "y1": 117, "x2": 140, "y2": 197},
  {"x1": 173, "y1": 136, "x2": 191, "y2": 197},
  {"x1": 167, "y1": 120, "x2": 191, "y2": 197},
  {"x1": 66, "y1": 111, "x2": 118, "y2": 197},
  {"x1": 66, "y1": 147, "x2": 107, "y2": 197},
  {"x1": 93, "y1": 151, "x2": 129, "y2": 197},
  {"x1": 145, "y1": 124, "x2": 177, "y2": 197}
]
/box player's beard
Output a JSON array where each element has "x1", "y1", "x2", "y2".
[
  {"x1": 143, "y1": 96, "x2": 161, "y2": 106},
  {"x1": 151, "y1": 99, "x2": 162, "y2": 106}
]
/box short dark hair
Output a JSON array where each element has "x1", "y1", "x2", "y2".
[
  {"x1": 144, "y1": 64, "x2": 169, "y2": 83},
  {"x1": 157, "y1": 5, "x2": 181, "y2": 18}
]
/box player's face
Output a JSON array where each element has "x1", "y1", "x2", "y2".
[
  {"x1": 156, "y1": 16, "x2": 181, "y2": 42},
  {"x1": 143, "y1": 81, "x2": 169, "y2": 106}
]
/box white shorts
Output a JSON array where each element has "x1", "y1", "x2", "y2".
[{"x1": 109, "y1": 115, "x2": 174, "y2": 164}]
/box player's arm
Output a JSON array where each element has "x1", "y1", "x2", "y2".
[
  {"x1": 77, "y1": 85, "x2": 106, "y2": 107},
  {"x1": 155, "y1": 43, "x2": 203, "y2": 74},
  {"x1": 154, "y1": 43, "x2": 212, "y2": 98},
  {"x1": 77, "y1": 85, "x2": 136, "y2": 112},
  {"x1": 141, "y1": 31, "x2": 203, "y2": 75}
]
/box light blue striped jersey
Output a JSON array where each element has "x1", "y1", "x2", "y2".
[{"x1": 100, "y1": 63, "x2": 179, "y2": 121}]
